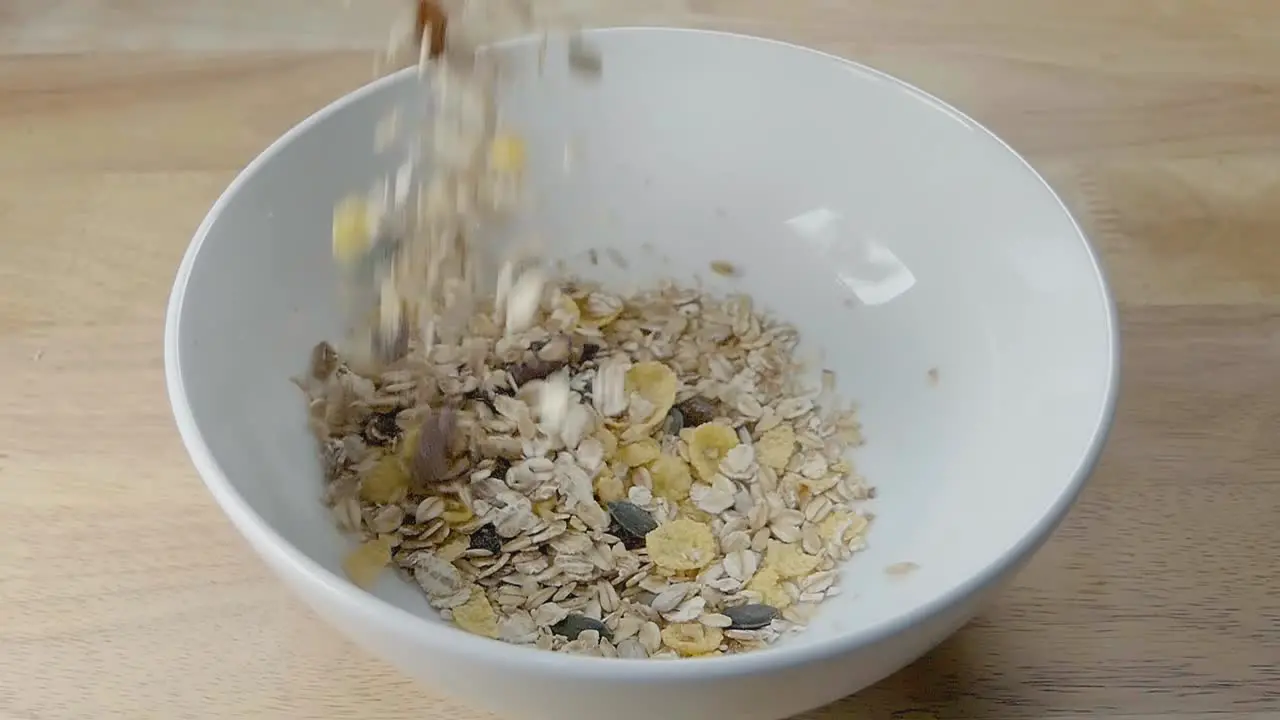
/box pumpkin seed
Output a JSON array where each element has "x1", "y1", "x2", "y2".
[
  {"x1": 662, "y1": 407, "x2": 684, "y2": 436},
  {"x1": 607, "y1": 500, "x2": 658, "y2": 539},
  {"x1": 723, "y1": 603, "x2": 779, "y2": 630},
  {"x1": 609, "y1": 520, "x2": 646, "y2": 550},
  {"x1": 551, "y1": 613, "x2": 612, "y2": 641},
  {"x1": 676, "y1": 396, "x2": 718, "y2": 426},
  {"x1": 468, "y1": 523, "x2": 503, "y2": 555}
]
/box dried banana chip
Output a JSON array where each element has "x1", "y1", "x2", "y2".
[
  {"x1": 756, "y1": 424, "x2": 796, "y2": 471},
  {"x1": 765, "y1": 540, "x2": 821, "y2": 578},
  {"x1": 624, "y1": 361, "x2": 678, "y2": 435},
  {"x1": 648, "y1": 454, "x2": 694, "y2": 503},
  {"x1": 453, "y1": 587, "x2": 501, "y2": 638},
  {"x1": 661, "y1": 622, "x2": 723, "y2": 656},
  {"x1": 360, "y1": 455, "x2": 409, "y2": 504},
  {"x1": 687, "y1": 422, "x2": 740, "y2": 482},
  {"x1": 618, "y1": 438, "x2": 661, "y2": 468},
  {"x1": 341, "y1": 535, "x2": 392, "y2": 589},
  {"x1": 645, "y1": 517, "x2": 718, "y2": 571}
]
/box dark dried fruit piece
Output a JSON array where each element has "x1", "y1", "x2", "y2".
[
  {"x1": 468, "y1": 523, "x2": 503, "y2": 554},
  {"x1": 507, "y1": 356, "x2": 567, "y2": 387},
  {"x1": 551, "y1": 613, "x2": 612, "y2": 641},
  {"x1": 723, "y1": 603, "x2": 779, "y2": 630},
  {"x1": 489, "y1": 457, "x2": 512, "y2": 483},
  {"x1": 414, "y1": 0, "x2": 448, "y2": 58},
  {"x1": 410, "y1": 407, "x2": 457, "y2": 486},
  {"x1": 363, "y1": 411, "x2": 401, "y2": 446},
  {"x1": 676, "y1": 396, "x2": 718, "y2": 426},
  {"x1": 578, "y1": 343, "x2": 602, "y2": 364},
  {"x1": 607, "y1": 500, "x2": 658, "y2": 539}
]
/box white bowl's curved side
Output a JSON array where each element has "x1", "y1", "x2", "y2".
[{"x1": 165, "y1": 26, "x2": 1118, "y2": 720}]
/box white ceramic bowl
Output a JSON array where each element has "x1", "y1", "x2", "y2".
[{"x1": 165, "y1": 28, "x2": 1117, "y2": 720}]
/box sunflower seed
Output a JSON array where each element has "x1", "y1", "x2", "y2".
[
  {"x1": 551, "y1": 613, "x2": 613, "y2": 642},
  {"x1": 607, "y1": 500, "x2": 658, "y2": 538}
]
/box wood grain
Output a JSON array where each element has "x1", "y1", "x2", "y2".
[{"x1": 2, "y1": 2, "x2": 1278, "y2": 719}]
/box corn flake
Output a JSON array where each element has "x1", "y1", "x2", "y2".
[
  {"x1": 332, "y1": 196, "x2": 373, "y2": 264},
  {"x1": 757, "y1": 425, "x2": 796, "y2": 471},
  {"x1": 360, "y1": 455, "x2": 409, "y2": 504},
  {"x1": 618, "y1": 438, "x2": 661, "y2": 467},
  {"x1": 818, "y1": 511, "x2": 869, "y2": 544},
  {"x1": 453, "y1": 588, "x2": 501, "y2": 638},
  {"x1": 594, "y1": 428, "x2": 619, "y2": 460},
  {"x1": 645, "y1": 518, "x2": 719, "y2": 571},
  {"x1": 660, "y1": 623, "x2": 723, "y2": 656},
  {"x1": 624, "y1": 361, "x2": 678, "y2": 434},
  {"x1": 341, "y1": 535, "x2": 392, "y2": 589},
  {"x1": 441, "y1": 498, "x2": 474, "y2": 525},
  {"x1": 594, "y1": 469, "x2": 627, "y2": 503},
  {"x1": 648, "y1": 454, "x2": 694, "y2": 503},
  {"x1": 746, "y1": 567, "x2": 791, "y2": 609},
  {"x1": 488, "y1": 134, "x2": 526, "y2": 174},
  {"x1": 765, "y1": 540, "x2": 821, "y2": 578},
  {"x1": 687, "y1": 423, "x2": 740, "y2": 482}
]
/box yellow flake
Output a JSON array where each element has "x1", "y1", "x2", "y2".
[
  {"x1": 756, "y1": 425, "x2": 796, "y2": 471},
  {"x1": 660, "y1": 623, "x2": 723, "y2": 656},
  {"x1": 341, "y1": 535, "x2": 392, "y2": 589},
  {"x1": 594, "y1": 428, "x2": 619, "y2": 460},
  {"x1": 645, "y1": 518, "x2": 719, "y2": 571},
  {"x1": 332, "y1": 196, "x2": 373, "y2": 264},
  {"x1": 687, "y1": 423, "x2": 740, "y2": 482},
  {"x1": 436, "y1": 537, "x2": 470, "y2": 562},
  {"x1": 745, "y1": 567, "x2": 791, "y2": 609},
  {"x1": 618, "y1": 438, "x2": 661, "y2": 468},
  {"x1": 574, "y1": 296, "x2": 623, "y2": 328},
  {"x1": 488, "y1": 134, "x2": 526, "y2": 174},
  {"x1": 648, "y1": 454, "x2": 694, "y2": 503},
  {"x1": 441, "y1": 498, "x2": 474, "y2": 525},
  {"x1": 676, "y1": 501, "x2": 714, "y2": 524},
  {"x1": 818, "y1": 511, "x2": 869, "y2": 544},
  {"x1": 624, "y1": 361, "x2": 678, "y2": 434},
  {"x1": 453, "y1": 588, "x2": 500, "y2": 638},
  {"x1": 764, "y1": 541, "x2": 821, "y2": 579},
  {"x1": 533, "y1": 499, "x2": 558, "y2": 520},
  {"x1": 360, "y1": 455, "x2": 409, "y2": 504},
  {"x1": 594, "y1": 469, "x2": 627, "y2": 504}
]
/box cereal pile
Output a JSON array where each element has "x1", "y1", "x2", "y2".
[{"x1": 298, "y1": 277, "x2": 874, "y2": 658}]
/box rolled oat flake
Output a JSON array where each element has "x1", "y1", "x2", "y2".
[
  {"x1": 607, "y1": 500, "x2": 658, "y2": 539},
  {"x1": 723, "y1": 603, "x2": 780, "y2": 630},
  {"x1": 551, "y1": 613, "x2": 613, "y2": 641}
]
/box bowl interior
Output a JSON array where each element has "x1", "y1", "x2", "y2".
[{"x1": 171, "y1": 29, "x2": 1115, "y2": 655}]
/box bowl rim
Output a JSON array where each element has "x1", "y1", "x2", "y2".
[{"x1": 164, "y1": 26, "x2": 1120, "y2": 681}]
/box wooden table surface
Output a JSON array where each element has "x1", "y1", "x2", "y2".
[{"x1": 2, "y1": 1, "x2": 1278, "y2": 719}]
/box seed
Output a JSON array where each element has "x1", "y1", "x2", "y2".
[
  {"x1": 609, "y1": 520, "x2": 647, "y2": 551},
  {"x1": 662, "y1": 407, "x2": 684, "y2": 436},
  {"x1": 723, "y1": 603, "x2": 779, "y2": 630},
  {"x1": 676, "y1": 396, "x2": 718, "y2": 426},
  {"x1": 551, "y1": 613, "x2": 613, "y2": 642},
  {"x1": 468, "y1": 523, "x2": 503, "y2": 555},
  {"x1": 363, "y1": 411, "x2": 401, "y2": 446},
  {"x1": 607, "y1": 500, "x2": 658, "y2": 539},
  {"x1": 489, "y1": 457, "x2": 512, "y2": 483}
]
